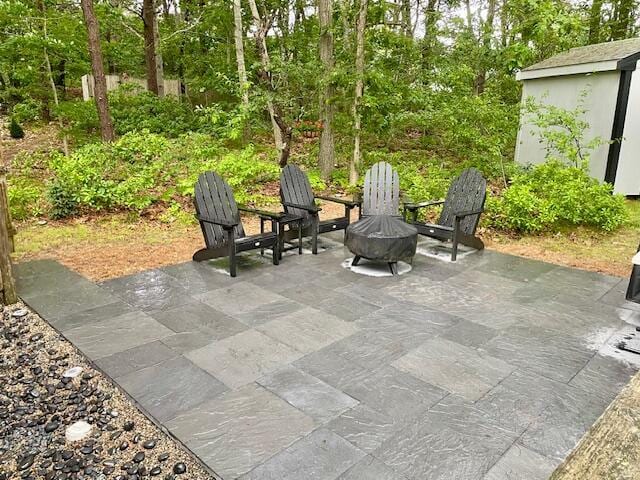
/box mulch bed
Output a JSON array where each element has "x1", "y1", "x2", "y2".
[{"x1": 0, "y1": 302, "x2": 218, "y2": 480}]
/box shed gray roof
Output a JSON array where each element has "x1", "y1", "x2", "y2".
[{"x1": 523, "y1": 37, "x2": 640, "y2": 71}]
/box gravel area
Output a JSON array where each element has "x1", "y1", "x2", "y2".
[{"x1": 0, "y1": 302, "x2": 218, "y2": 480}]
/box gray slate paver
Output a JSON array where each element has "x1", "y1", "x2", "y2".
[
  {"x1": 100, "y1": 269, "x2": 193, "y2": 312},
  {"x1": 392, "y1": 337, "x2": 516, "y2": 401},
  {"x1": 95, "y1": 340, "x2": 178, "y2": 378},
  {"x1": 239, "y1": 428, "x2": 366, "y2": 480},
  {"x1": 327, "y1": 404, "x2": 406, "y2": 454},
  {"x1": 256, "y1": 307, "x2": 359, "y2": 354},
  {"x1": 258, "y1": 366, "x2": 359, "y2": 424},
  {"x1": 46, "y1": 300, "x2": 134, "y2": 332},
  {"x1": 342, "y1": 365, "x2": 447, "y2": 421},
  {"x1": 186, "y1": 329, "x2": 303, "y2": 388},
  {"x1": 115, "y1": 356, "x2": 227, "y2": 422},
  {"x1": 483, "y1": 444, "x2": 557, "y2": 480},
  {"x1": 165, "y1": 383, "x2": 315, "y2": 479},
  {"x1": 23, "y1": 281, "x2": 120, "y2": 320},
  {"x1": 150, "y1": 300, "x2": 248, "y2": 339},
  {"x1": 338, "y1": 456, "x2": 406, "y2": 480},
  {"x1": 64, "y1": 311, "x2": 173, "y2": 359}
]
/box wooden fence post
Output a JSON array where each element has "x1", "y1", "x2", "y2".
[{"x1": 0, "y1": 168, "x2": 17, "y2": 305}]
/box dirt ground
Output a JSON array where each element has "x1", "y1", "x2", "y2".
[{"x1": 0, "y1": 119, "x2": 64, "y2": 166}]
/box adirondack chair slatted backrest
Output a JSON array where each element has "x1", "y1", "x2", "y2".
[
  {"x1": 194, "y1": 172, "x2": 245, "y2": 248},
  {"x1": 438, "y1": 168, "x2": 487, "y2": 235},
  {"x1": 363, "y1": 162, "x2": 400, "y2": 216},
  {"x1": 280, "y1": 165, "x2": 316, "y2": 227}
]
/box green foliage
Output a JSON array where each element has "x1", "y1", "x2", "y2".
[
  {"x1": 8, "y1": 117, "x2": 24, "y2": 139},
  {"x1": 523, "y1": 95, "x2": 607, "y2": 167},
  {"x1": 11, "y1": 98, "x2": 41, "y2": 123},
  {"x1": 487, "y1": 161, "x2": 628, "y2": 233},
  {"x1": 47, "y1": 179, "x2": 77, "y2": 219},
  {"x1": 56, "y1": 86, "x2": 202, "y2": 139},
  {"x1": 41, "y1": 132, "x2": 278, "y2": 218},
  {"x1": 8, "y1": 178, "x2": 46, "y2": 220}
]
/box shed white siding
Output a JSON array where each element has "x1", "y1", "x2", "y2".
[
  {"x1": 515, "y1": 71, "x2": 620, "y2": 183},
  {"x1": 615, "y1": 68, "x2": 640, "y2": 195}
]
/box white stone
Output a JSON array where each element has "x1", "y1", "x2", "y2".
[
  {"x1": 66, "y1": 421, "x2": 92, "y2": 442},
  {"x1": 341, "y1": 258, "x2": 412, "y2": 277},
  {"x1": 63, "y1": 366, "x2": 83, "y2": 378},
  {"x1": 11, "y1": 308, "x2": 28, "y2": 318}
]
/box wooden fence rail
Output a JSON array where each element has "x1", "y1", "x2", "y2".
[
  {"x1": 81, "y1": 74, "x2": 183, "y2": 100},
  {"x1": 0, "y1": 168, "x2": 17, "y2": 305}
]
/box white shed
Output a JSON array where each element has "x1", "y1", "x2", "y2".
[{"x1": 515, "y1": 38, "x2": 640, "y2": 196}]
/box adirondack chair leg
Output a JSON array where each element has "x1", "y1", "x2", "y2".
[
  {"x1": 278, "y1": 224, "x2": 285, "y2": 261},
  {"x1": 260, "y1": 218, "x2": 265, "y2": 256},
  {"x1": 388, "y1": 262, "x2": 398, "y2": 275},
  {"x1": 451, "y1": 218, "x2": 461, "y2": 262},
  {"x1": 271, "y1": 219, "x2": 279, "y2": 265},
  {"x1": 297, "y1": 221, "x2": 303, "y2": 255},
  {"x1": 227, "y1": 229, "x2": 237, "y2": 277},
  {"x1": 352, "y1": 255, "x2": 361, "y2": 266},
  {"x1": 311, "y1": 215, "x2": 319, "y2": 254}
]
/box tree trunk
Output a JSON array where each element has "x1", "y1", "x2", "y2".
[
  {"x1": 421, "y1": 0, "x2": 438, "y2": 66},
  {"x1": 80, "y1": 0, "x2": 115, "y2": 142},
  {"x1": 233, "y1": 0, "x2": 249, "y2": 106},
  {"x1": 401, "y1": 0, "x2": 412, "y2": 36},
  {"x1": 153, "y1": 6, "x2": 164, "y2": 97},
  {"x1": 588, "y1": 0, "x2": 603, "y2": 43},
  {"x1": 143, "y1": 0, "x2": 159, "y2": 94},
  {"x1": 474, "y1": 0, "x2": 495, "y2": 95},
  {"x1": 500, "y1": 0, "x2": 508, "y2": 47},
  {"x1": 611, "y1": 0, "x2": 633, "y2": 40},
  {"x1": 350, "y1": 0, "x2": 368, "y2": 186},
  {"x1": 318, "y1": 0, "x2": 335, "y2": 181},
  {"x1": 248, "y1": 0, "x2": 288, "y2": 163}
]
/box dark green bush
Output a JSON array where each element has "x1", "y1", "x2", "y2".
[
  {"x1": 487, "y1": 161, "x2": 628, "y2": 233},
  {"x1": 47, "y1": 179, "x2": 78, "y2": 219},
  {"x1": 9, "y1": 117, "x2": 24, "y2": 139}
]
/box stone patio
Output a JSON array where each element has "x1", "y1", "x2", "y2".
[{"x1": 15, "y1": 235, "x2": 640, "y2": 480}]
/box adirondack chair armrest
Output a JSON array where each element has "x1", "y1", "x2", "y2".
[
  {"x1": 282, "y1": 201, "x2": 321, "y2": 213},
  {"x1": 195, "y1": 214, "x2": 238, "y2": 229},
  {"x1": 453, "y1": 207, "x2": 484, "y2": 219},
  {"x1": 403, "y1": 200, "x2": 445, "y2": 211},
  {"x1": 238, "y1": 206, "x2": 283, "y2": 220},
  {"x1": 314, "y1": 195, "x2": 361, "y2": 208}
]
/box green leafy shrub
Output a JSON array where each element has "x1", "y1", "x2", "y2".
[
  {"x1": 47, "y1": 179, "x2": 78, "y2": 219},
  {"x1": 487, "y1": 161, "x2": 627, "y2": 233},
  {"x1": 109, "y1": 86, "x2": 199, "y2": 137},
  {"x1": 56, "y1": 85, "x2": 201, "y2": 140},
  {"x1": 11, "y1": 98, "x2": 41, "y2": 123},
  {"x1": 44, "y1": 132, "x2": 279, "y2": 218},
  {"x1": 9, "y1": 117, "x2": 24, "y2": 139},
  {"x1": 8, "y1": 178, "x2": 46, "y2": 220}
]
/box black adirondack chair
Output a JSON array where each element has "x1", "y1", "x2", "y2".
[
  {"x1": 346, "y1": 162, "x2": 418, "y2": 275},
  {"x1": 193, "y1": 171, "x2": 280, "y2": 277},
  {"x1": 361, "y1": 161, "x2": 401, "y2": 216},
  {"x1": 280, "y1": 164, "x2": 360, "y2": 254},
  {"x1": 404, "y1": 167, "x2": 486, "y2": 261}
]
